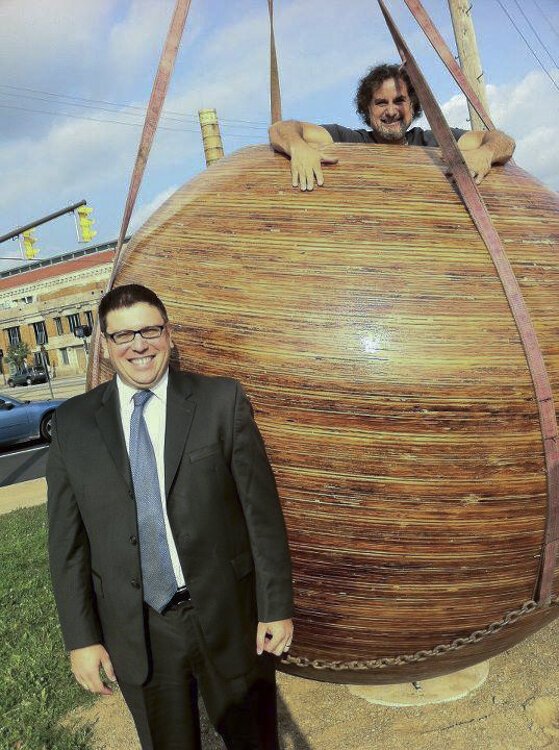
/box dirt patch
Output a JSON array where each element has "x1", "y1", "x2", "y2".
[{"x1": 68, "y1": 617, "x2": 559, "y2": 749}]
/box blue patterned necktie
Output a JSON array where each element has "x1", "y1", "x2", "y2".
[{"x1": 129, "y1": 389, "x2": 177, "y2": 613}]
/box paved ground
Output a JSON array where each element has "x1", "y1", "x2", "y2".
[{"x1": 0, "y1": 444, "x2": 48, "y2": 486}]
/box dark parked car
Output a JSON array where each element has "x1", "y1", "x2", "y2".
[
  {"x1": 7, "y1": 366, "x2": 48, "y2": 387},
  {"x1": 0, "y1": 393, "x2": 65, "y2": 447}
]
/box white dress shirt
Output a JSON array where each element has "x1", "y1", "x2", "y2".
[{"x1": 117, "y1": 371, "x2": 186, "y2": 589}]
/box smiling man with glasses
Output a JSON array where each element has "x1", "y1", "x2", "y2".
[
  {"x1": 101, "y1": 293, "x2": 172, "y2": 392},
  {"x1": 47, "y1": 283, "x2": 294, "y2": 749}
]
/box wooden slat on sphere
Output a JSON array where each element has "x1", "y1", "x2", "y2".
[{"x1": 90, "y1": 144, "x2": 559, "y2": 684}]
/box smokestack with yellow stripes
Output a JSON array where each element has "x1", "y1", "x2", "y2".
[{"x1": 198, "y1": 109, "x2": 225, "y2": 166}]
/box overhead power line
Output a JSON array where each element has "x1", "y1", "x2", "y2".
[
  {"x1": 0, "y1": 101, "x2": 268, "y2": 140},
  {"x1": 495, "y1": 0, "x2": 559, "y2": 93},
  {"x1": 0, "y1": 102, "x2": 200, "y2": 132},
  {"x1": 512, "y1": 0, "x2": 559, "y2": 69},
  {"x1": 531, "y1": 0, "x2": 559, "y2": 42},
  {"x1": 0, "y1": 83, "x2": 269, "y2": 129}
]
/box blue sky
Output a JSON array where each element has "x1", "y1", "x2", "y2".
[{"x1": 0, "y1": 0, "x2": 558, "y2": 270}]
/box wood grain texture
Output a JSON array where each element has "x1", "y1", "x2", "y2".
[{"x1": 91, "y1": 144, "x2": 559, "y2": 683}]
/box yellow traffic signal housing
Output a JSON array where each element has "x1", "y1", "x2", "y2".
[
  {"x1": 75, "y1": 205, "x2": 97, "y2": 243},
  {"x1": 21, "y1": 229, "x2": 39, "y2": 259}
]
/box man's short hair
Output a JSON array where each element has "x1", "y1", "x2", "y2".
[
  {"x1": 355, "y1": 63, "x2": 422, "y2": 127},
  {"x1": 98, "y1": 284, "x2": 168, "y2": 332}
]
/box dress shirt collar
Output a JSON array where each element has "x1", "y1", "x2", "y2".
[{"x1": 116, "y1": 369, "x2": 169, "y2": 409}]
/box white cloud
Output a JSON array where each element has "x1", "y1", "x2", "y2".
[
  {"x1": 485, "y1": 72, "x2": 559, "y2": 189},
  {"x1": 417, "y1": 70, "x2": 559, "y2": 191},
  {"x1": 514, "y1": 126, "x2": 559, "y2": 190},
  {"x1": 0, "y1": 0, "x2": 115, "y2": 85},
  {"x1": 0, "y1": 117, "x2": 136, "y2": 213},
  {"x1": 106, "y1": 0, "x2": 175, "y2": 88},
  {"x1": 130, "y1": 185, "x2": 178, "y2": 232}
]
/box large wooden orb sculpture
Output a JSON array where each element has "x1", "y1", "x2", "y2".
[{"x1": 90, "y1": 144, "x2": 559, "y2": 684}]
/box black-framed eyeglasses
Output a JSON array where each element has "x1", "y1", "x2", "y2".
[{"x1": 105, "y1": 325, "x2": 167, "y2": 345}]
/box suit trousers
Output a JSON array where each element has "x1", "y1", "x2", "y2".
[{"x1": 118, "y1": 601, "x2": 279, "y2": 750}]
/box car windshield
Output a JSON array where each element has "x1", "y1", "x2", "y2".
[{"x1": 0, "y1": 394, "x2": 25, "y2": 406}]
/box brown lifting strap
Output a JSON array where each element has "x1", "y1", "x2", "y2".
[
  {"x1": 376, "y1": 0, "x2": 559, "y2": 603},
  {"x1": 110, "y1": 0, "x2": 192, "y2": 281},
  {"x1": 90, "y1": 0, "x2": 192, "y2": 386},
  {"x1": 403, "y1": 0, "x2": 494, "y2": 130},
  {"x1": 267, "y1": 0, "x2": 282, "y2": 124}
]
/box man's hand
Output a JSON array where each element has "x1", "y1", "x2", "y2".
[
  {"x1": 70, "y1": 644, "x2": 117, "y2": 695},
  {"x1": 256, "y1": 619, "x2": 294, "y2": 657},
  {"x1": 269, "y1": 120, "x2": 337, "y2": 191},
  {"x1": 461, "y1": 144, "x2": 493, "y2": 185},
  {"x1": 456, "y1": 129, "x2": 515, "y2": 185},
  {"x1": 289, "y1": 142, "x2": 338, "y2": 192}
]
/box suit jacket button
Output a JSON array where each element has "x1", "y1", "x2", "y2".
[
  {"x1": 131, "y1": 579, "x2": 140, "y2": 589},
  {"x1": 129, "y1": 535, "x2": 137, "y2": 545}
]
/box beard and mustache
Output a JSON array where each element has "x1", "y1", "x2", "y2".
[{"x1": 372, "y1": 116, "x2": 409, "y2": 142}]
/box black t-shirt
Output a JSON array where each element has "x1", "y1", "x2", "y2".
[{"x1": 322, "y1": 123, "x2": 466, "y2": 147}]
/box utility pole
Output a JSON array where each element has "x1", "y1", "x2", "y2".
[{"x1": 448, "y1": 0, "x2": 490, "y2": 131}]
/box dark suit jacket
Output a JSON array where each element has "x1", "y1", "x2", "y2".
[{"x1": 47, "y1": 369, "x2": 293, "y2": 685}]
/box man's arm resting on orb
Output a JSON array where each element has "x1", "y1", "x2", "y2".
[
  {"x1": 269, "y1": 119, "x2": 337, "y2": 191},
  {"x1": 457, "y1": 129, "x2": 515, "y2": 184},
  {"x1": 70, "y1": 644, "x2": 117, "y2": 695}
]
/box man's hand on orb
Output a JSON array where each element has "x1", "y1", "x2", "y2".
[
  {"x1": 290, "y1": 142, "x2": 338, "y2": 192},
  {"x1": 461, "y1": 145, "x2": 493, "y2": 185}
]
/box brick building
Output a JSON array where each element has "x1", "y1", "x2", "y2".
[{"x1": 0, "y1": 242, "x2": 116, "y2": 379}]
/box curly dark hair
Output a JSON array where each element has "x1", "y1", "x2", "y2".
[{"x1": 355, "y1": 64, "x2": 422, "y2": 126}]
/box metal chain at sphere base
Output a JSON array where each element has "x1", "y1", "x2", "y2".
[{"x1": 282, "y1": 597, "x2": 557, "y2": 672}]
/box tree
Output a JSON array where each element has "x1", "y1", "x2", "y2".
[{"x1": 5, "y1": 342, "x2": 31, "y2": 371}]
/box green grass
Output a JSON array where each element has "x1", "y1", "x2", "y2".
[{"x1": 0, "y1": 505, "x2": 96, "y2": 750}]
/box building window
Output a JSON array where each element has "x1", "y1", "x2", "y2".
[
  {"x1": 60, "y1": 348, "x2": 70, "y2": 365},
  {"x1": 32, "y1": 321, "x2": 48, "y2": 345},
  {"x1": 34, "y1": 351, "x2": 50, "y2": 367},
  {"x1": 6, "y1": 326, "x2": 21, "y2": 346},
  {"x1": 66, "y1": 313, "x2": 81, "y2": 333},
  {"x1": 53, "y1": 317, "x2": 63, "y2": 335},
  {"x1": 85, "y1": 310, "x2": 95, "y2": 328}
]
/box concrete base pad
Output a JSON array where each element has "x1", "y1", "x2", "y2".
[{"x1": 347, "y1": 661, "x2": 490, "y2": 706}]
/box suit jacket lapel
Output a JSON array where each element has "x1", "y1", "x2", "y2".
[
  {"x1": 165, "y1": 369, "x2": 196, "y2": 497},
  {"x1": 95, "y1": 377, "x2": 133, "y2": 493}
]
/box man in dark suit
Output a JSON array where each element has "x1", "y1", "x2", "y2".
[{"x1": 47, "y1": 283, "x2": 294, "y2": 750}]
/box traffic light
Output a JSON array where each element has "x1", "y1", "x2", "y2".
[
  {"x1": 20, "y1": 229, "x2": 39, "y2": 259},
  {"x1": 75, "y1": 205, "x2": 97, "y2": 243}
]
